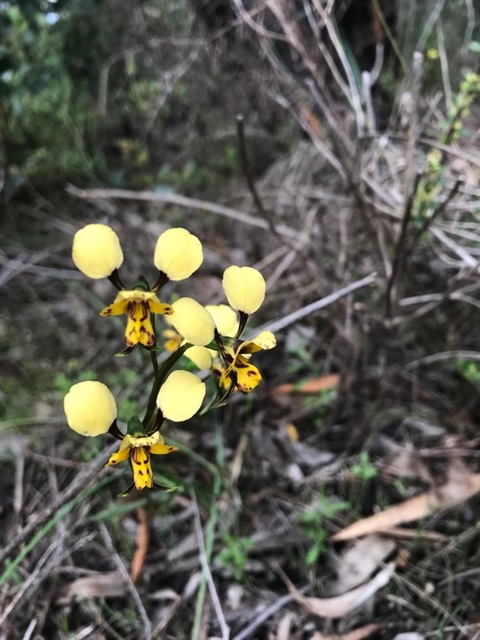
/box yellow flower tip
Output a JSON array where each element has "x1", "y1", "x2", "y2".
[
  {"x1": 244, "y1": 330, "x2": 276, "y2": 353},
  {"x1": 64, "y1": 381, "x2": 117, "y2": 437},
  {"x1": 156, "y1": 370, "x2": 206, "y2": 422},
  {"x1": 222, "y1": 266, "x2": 266, "y2": 314},
  {"x1": 153, "y1": 227, "x2": 203, "y2": 281},
  {"x1": 170, "y1": 298, "x2": 215, "y2": 346},
  {"x1": 72, "y1": 224, "x2": 123, "y2": 279},
  {"x1": 205, "y1": 304, "x2": 239, "y2": 337},
  {"x1": 234, "y1": 360, "x2": 262, "y2": 393}
]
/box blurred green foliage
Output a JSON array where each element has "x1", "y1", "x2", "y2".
[
  {"x1": 299, "y1": 494, "x2": 351, "y2": 566},
  {"x1": 0, "y1": 0, "x2": 251, "y2": 200},
  {"x1": 0, "y1": 1, "x2": 102, "y2": 195}
]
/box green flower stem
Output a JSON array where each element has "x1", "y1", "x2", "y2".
[
  {"x1": 150, "y1": 348, "x2": 159, "y2": 376},
  {"x1": 143, "y1": 343, "x2": 191, "y2": 429}
]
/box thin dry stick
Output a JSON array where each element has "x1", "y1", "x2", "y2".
[
  {"x1": 429, "y1": 227, "x2": 478, "y2": 268},
  {"x1": 259, "y1": 272, "x2": 377, "y2": 334},
  {"x1": 236, "y1": 114, "x2": 300, "y2": 253},
  {"x1": 406, "y1": 350, "x2": 480, "y2": 369},
  {"x1": 231, "y1": 587, "x2": 310, "y2": 640},
  {"x1": 65, "y1": 185, "x2": 300, "y2": 239},
  {"x1": 21, "y1": 619, "x2": 37, "y2": 640},
  {"x1": 0, "y1": 441, "x2": 118, "y2": 568},
  {"x1": 404, "y1": 52, "x2": 423, "y2": 200},
  {"x1": 191, "y1": 490, "x2": 230, "y2": 640},
  {"x1": 436, "y1": 21, "x2": 452, "y2": 112},
  {"x1": 98, "y1": 522, "x2": 152, "y2": 640},
  {"x1": 385, "y1": 173, "x2": 422, "y2": 319}
]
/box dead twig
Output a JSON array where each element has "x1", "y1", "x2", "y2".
[
  {"x1": 260, "y1": 272, "x2": 377, "y2": 335},
  {"x1": 384, "y1": 173, "x2": 422, "y2": 319},
  {"x1": 65, "y1": 184, "x2": 300, "y2": 240}
]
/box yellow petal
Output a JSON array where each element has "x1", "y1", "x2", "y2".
[
  {"x1": 131, "y1": 446, "x2": 154, "y2": 489},
  {"x1": 125, "y1": 302, "x2": 155, "y2": 347},
  {"x1": 157, "y1": 370, "x2": 206, "y2": 422},
  {"x1": 222, "y1": 266, "x2": 266, "y2": 314},
  {"x1": 64, "y1": 381, "x2": 117, "y2": 437},
  {"x1": 72, "y1": 224, "x2": 123, "y2": 279},
  {"x1": 205, "y1": 304, "x2": 239, "y2": 337},
  {"x1": 150, "y1": 442, "x2": 179, "y2": 455},
  {"x1": 106, "y1": 446, "x2": 131, "y2": 466},
  {"x1": 240, "y1": 330, "x2": 276, "y2": 354},
  {"x1": 153, "y1": 228, "x2": 203, "y2": 281},
  {"x1": 148, "y1": 295, "x2": 173, "y2": 315},
  {"x1": 185, "y1": 346, "x2": 213, "y2": 370},
  {"x1": 233, "y1": 355, "x2": 262, "y2": 393},
  {"x1": 170, "y1": 298, "x2": 215, "y2": 346},
  {"x1": 100, "y1": 296, "x2": 129, "y2": 317}
]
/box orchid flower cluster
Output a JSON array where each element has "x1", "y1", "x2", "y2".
[{"x1": 63, "y1": 224, "x2": 276, "y2": 495}]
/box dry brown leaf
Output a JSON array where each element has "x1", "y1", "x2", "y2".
[
  {"x1": 332, "y1": 535, "x2": 396, "y2": 594},
  {"x1": 282, "y1": 563, "x2": 395, "y2": 619},
  {"x1": 274, "y1": 374, "x2": 340, "y2": 394},
  {"x1": 332, "y1": 462, "x2": 480, "y2": 542},
  {"x1": 56, "y1": 571, "x2": 127, "y2": 604},
  {"x1": 130, "y1": 506, "x2": 149, "y2": 583},
  {"x1": 310, "y1": 623, "x2": 381, "y2": 640},
  {"x1": 331, "y1": 494, "x2": 432, "y2": 542}
]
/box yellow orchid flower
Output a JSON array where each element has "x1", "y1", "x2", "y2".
[
  {"x1": 218, "y1": 330, "x2": 276, "y2": 393},
  {"x1": 163, "y1": 328, "x2": 183, "y2": 353},
  {"x1": 101, "y1": 288, "x2": 173, "y2": 348},
  {"x1": 107, "y1": 430, "x2": 178, "y2": 491}
]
